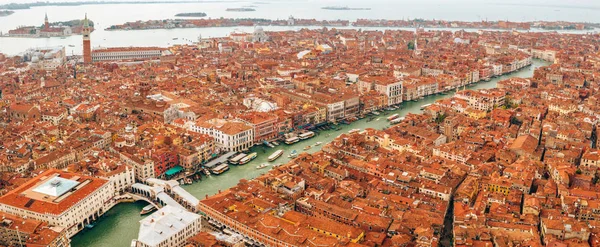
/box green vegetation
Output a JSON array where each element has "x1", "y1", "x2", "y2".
[
  {"x1": 435, "y1": 113, "x2": 447, "y2": 124},
  {"x1": 407, "y1": 41, "x2": 415, "y2": 50},
  {"x1": 0, "y1": 10, "x2": 14, "y2": 16},
  {"x1": 175, "y1": 12, "x2": 207, "y2": 17}
]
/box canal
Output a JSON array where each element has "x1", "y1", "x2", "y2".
[{"x1": 71, "y1": 59, "x2": 550, "y2": 247}]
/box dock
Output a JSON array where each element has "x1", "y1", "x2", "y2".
[{"x1": 204, "y1": 151, "x2": 237, "y2": 168}]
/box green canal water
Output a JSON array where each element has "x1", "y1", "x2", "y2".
[{"x1": 71, "y1": 60, "x2": 550, "y2": 247}]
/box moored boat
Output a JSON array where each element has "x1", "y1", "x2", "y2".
[
  {"x1": 285, "y1": 136, "x2": 300, "y2": 144},
  {"x1": 387, "y1": 114, "x2": 400, "y2": 121},
  {"x1": 314, "y1": 142, "x2": 323, "y2": 146},
  {"x1": 256, "y1": 163, "x2": 269, "y2": 169},
  {"x1": 288, "y1": 150, "x2": 298, "y2": 158},
  {"x1": 140, "y1": 204, "x2": 156, "y2": 215},
  {"x1": 304, "y1": 145, "x2": 311, "y2": 150},
  {"x1": 348, "y1": 129, "x2": 360, "y2": 134},
  {"x1": 211, "y1": 163, "x2": 230, "y2": 175},
  {"x1": 299, "y1": 131, "x2": 315, "y2": 140},
  {"x1": 228, "y1": 153, "x2": 247, "y2": 165},
  {"x1": 390, "y1": 117, "x2": 405, "y2": 124},
  {"x1": 238, "y1": 152, "x2": 257, "y2": 165},
  {"x1": 268, "y1": 149, "x2": 284, "y2": 162}
]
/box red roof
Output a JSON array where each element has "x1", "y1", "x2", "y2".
[{"x1": 0, "y1": 169, "x2": 109, "y2": 215}]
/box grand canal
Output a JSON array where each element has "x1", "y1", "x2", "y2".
[{"x1": 70, "y1": 59, "x2": 550, "y2": 246}]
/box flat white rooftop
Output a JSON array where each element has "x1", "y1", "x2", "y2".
[{"x1": 32, "y1": 176, "x2": 79, "y2": 197}]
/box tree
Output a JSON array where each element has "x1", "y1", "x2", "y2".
[{"x1": 407, "y1": 41, "x2": 415, "y2": 50}]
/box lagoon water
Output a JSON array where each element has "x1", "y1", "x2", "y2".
[{"x1": 0, "y1": 0, "x2": 599, "y2": 55}]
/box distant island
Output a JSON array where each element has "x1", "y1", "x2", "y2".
[
  {"x1": 226, "y1": 8, "x2": 256, "y2": 12},
  {"x1": 322, "y1": 6, "x2": 371, "y2": 10},
  {"x1": 0, "y1": 10, "x2": 14, "y2": 17},
  {"x1": 175, "y1": 12, "x2": 207, "y2": 17},
  {"x1": 3, "y1": 16, "x2": 94, "y2": 38},
  {"x1": 0, "y1": 1, "x2": 212, "y2": 10}
]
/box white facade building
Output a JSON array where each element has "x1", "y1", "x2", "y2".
[
  {"x1": 0, "y1": 170, "x2": 114, "y2": 237},
  {"x1": 190, "y1": 119, "x2": 254, "y2": 152},
  {"x1": 132, "y1": 205, "x2": 201, "y2": 247},
  {"x1": 92, "y1": 47, "x2": 170, "y2": 62}
]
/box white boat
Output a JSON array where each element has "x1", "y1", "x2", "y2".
[
  {"x1": 304, "y1": 145, "x2": 311, "y2": 150},
  {"x1": 420, "y1": 104, "x2": 432, "y2": 110},
  {"x1": 268, "y1": 150, "x2": 284, "y2": 162},
  {"x1": 211, "y1": 163, "x2": 230, "y2": 175},
  {"x1": 372, "y1": 111, "x2": 381, "y2": 115},
  {"x1": 314, "y1": 142, "x2": 323, "y2": 146},
  {"x1": 288, "y1": 150, "x2": 298, "y2": 158},
  {"x1": 285, "y1": 136, "x2": 300, "y2": 144},
  {"x1": 348, "y1": 129, "x2": 361, "y2": 134},
  {"x1": 299, "y1": 131, "x2": 315, "y2": 140},
  {"x1": 229, "y1": 153, "x2": 247, "y2": 164},
  {"x1": 238, "y1": 152, "x2": 257, "y2": 165},
  {"x1": 140, "y1": 204, "x2": 156, "y2": 215},
  {"x1": 256, "y1": 163, "x2": 269, "y2": 169},
  {"x1": 387, "y1": 114, "x2": 400, "y2": 121},
  {"x1": 390, "y1": 117, "x2": 405, "y2": 124}
]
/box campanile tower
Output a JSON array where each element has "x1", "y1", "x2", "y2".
[{"x1": 82, "y1": 14, "x2": 92, "y2": 64}]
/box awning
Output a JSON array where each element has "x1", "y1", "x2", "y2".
[{"x1": 165, "y1": 165, "x2": 184, "y2": 176}]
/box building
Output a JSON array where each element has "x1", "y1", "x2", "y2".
[
  {"x1": 0, "y1": 169, "x2": 114, "y2": 237},
  {"x1": 23, "y1": 46, "x2": 66, "y2": 70},
  {"x1": 132, "y1": 205, "x2": 201, "y2": 247},
  {"x1": 83, "y1": 14, "x2": 92, "y2": 64},
  {"x1": 358, "y1": 76, "x2": 403, "y2": 106},
  {"x1": 0, "y1": 211, "x2": 70, "y2": 247},
  {"x1": 190, "y1": 119, "x2": 254, "y2": 152},
  {"x1": 92, "y1": 47, "x2": 170, "y2": 62}
]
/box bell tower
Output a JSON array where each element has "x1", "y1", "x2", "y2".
[
  {"x1": 44, "y1": 13, "x2": 49, "y2": 30},
  {"x1": 82, "y1": 14, "x2": 92, "y2": 64}
]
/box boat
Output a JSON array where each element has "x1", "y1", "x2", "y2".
[
  {"x1": 172, "y1": 38, "x2": 178, "y2": 40},
  {"x1": 288, "y1": 150, "x2": 298, "y2": 158},
  {"x1": 420, "y1": 104, "x2": 432, "y2": 110},
  {"x1": 268, "y1": 149, "x2": 284, "y2": 162},
  {"x1": 372, "y1": 111, "x2": 381, "y2": 115},
  {"x1": 203, "y1": 168, "x2": 211, "y2": 176},
  {"x1": 390, "y1": 117, "x2": 405, "y2": 124},
  {"x1": 314, "y1": 142, "x2": 323, "y2": 146},
  {"x1": 238, "y1": 152, "x2": 257, "y2": 165},
  {"x1": 256, "y1": 163, "x2": 269, "y2": 169},
  {"x1": 387, "y1": 114, "x2": 400, "y2": 121},
  {"x1": 349, "y1": 129, "x2": 361, "y2": 134},
  {"x1": 299, "y1": 131, "x2": 315, "y2": 140},
  {"x1": 304, "y1": 146, "x2": 311, "y2": 150},
  {"x1": 385, "y1": 107, "x2": 395, "y2": 111},
  {"x1": 140, "y1": 204, "x2": 156, "y2": 215},
  {"x1": 229, "y1": 153, "x2": 247, "y2": 164},
  {"x1": 285, "y1": 136, "x2": 300, "y2": 144},
  {"x1": 85, "y1": 223, "x2": 95, "y2": 229},
  {"x1": 184, "y1": 178, "x2": 193, "y2": 185},
  {"x1": 272, "y1": 141, "x2": 280, "y2": 146},
  {"x1": 263, "y1": 141, "x2": 275, "y2": 148},
  {"x1": 68, "y1": 44, "x2": 75, "y2": 47},
  {"x1": 211, "y1": 163, "x2": 230, "y2": 175}
]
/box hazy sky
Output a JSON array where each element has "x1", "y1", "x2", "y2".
[{"x1": 0, "y1": 0, "x2": 598, "y2": 5}]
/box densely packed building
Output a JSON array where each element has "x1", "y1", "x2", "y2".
[{"x1": 1, "y1": 25, "x2": 600, "y2": 246}]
